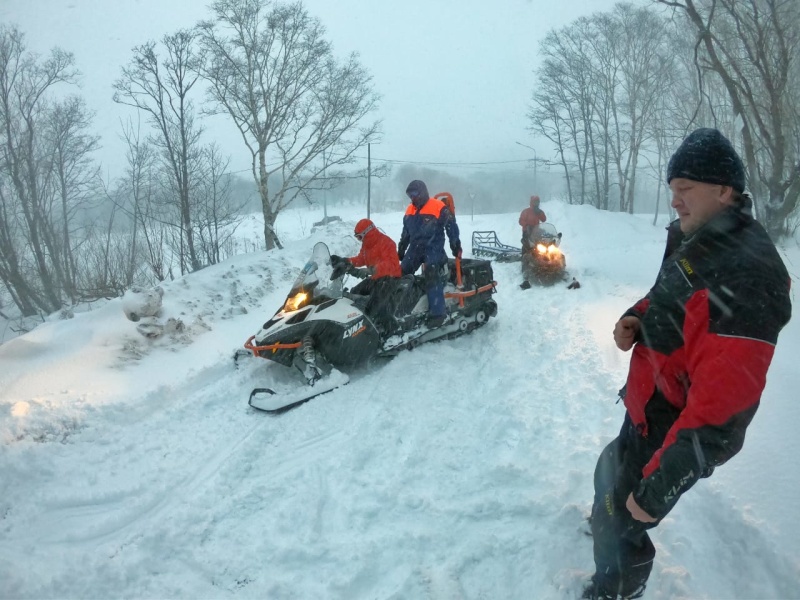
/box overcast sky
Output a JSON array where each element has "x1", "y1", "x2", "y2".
[{"x1": 2, "y1": 0, "x2": 641, "y2": 181}]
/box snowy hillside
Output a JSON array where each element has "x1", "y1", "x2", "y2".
[{"x1": 1, "y1": 201, "x2": 799, "y2": 599}]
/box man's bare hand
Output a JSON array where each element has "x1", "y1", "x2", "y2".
[
  {"x1": 626, "y1": 492, "x2": 657, "y2": 523},
  {"x1": 614, "y1": 316, "x2": 641, "y2": 351}
]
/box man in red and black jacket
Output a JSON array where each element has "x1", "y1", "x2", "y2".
[{"x1": 584, "y1": 128, "x2": 792, "y2": 600}]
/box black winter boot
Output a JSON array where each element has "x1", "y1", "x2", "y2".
[
  {"x1": 582, "y1": 576, "x2": 645, "y2": 600},
  {"x1": 425, "y1": 314, "x2": 447, "y2": 329}
]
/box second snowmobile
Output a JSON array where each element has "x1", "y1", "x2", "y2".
[
  {"x1": 240, "y1": 242, "x2": 498, "y2": 413},
  {"x1": 520, "y1": 222, "x2": 579, "y2": 289}
]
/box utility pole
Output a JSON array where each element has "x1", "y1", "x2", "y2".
[
  {"x1": 515, "y1": 141, "x2": 538, "y2": 190},
  {"x1": 469, "y1": 191, "x2": 476, "y2": 222},
  {"x1": 322, "y1": 150, "x2": 328, "y2": 222},
  {"x1": 367, "y1": 143, "x2": 371, "y2": 219}
]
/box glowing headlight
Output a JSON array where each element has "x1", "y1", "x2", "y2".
[{"x1": 282, "y1": 292, "x2": 308, "y2": 313}]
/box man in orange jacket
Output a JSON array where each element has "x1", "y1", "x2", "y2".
[
  {"x1": 330, "y1": 219, "x2": 402, "y2": 331},
  {"x1": 519, "y1": 195, "x2": 547, "y2": 252},
  {"x1": 331, "y1": 218, "x2": 401, "y2": 296},
  {"x1": 398, "y1": 180, "x2": 461, "y2": 329}
]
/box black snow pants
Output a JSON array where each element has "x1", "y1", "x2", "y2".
[
  {"x1": 590, "y1": 432, "x2": 655, "y2": 597},
  {"x1": 352, "y1": 276, "x2": 401, "y2": 332},
  {"x1": 590, "y1": 391, "x2": 685, "y2": 596}
]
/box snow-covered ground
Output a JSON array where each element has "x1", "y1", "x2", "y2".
[{"x1": 1, "y1": 200, "x2": 798, "y2": 599}]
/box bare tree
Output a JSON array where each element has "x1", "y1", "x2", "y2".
[
  {"x1": 193, "y1": 143, "x2": 247, "y2": 265},
  {"x1": 528, "y1": 88, "x2": 575, "y2": 204},
  {"x1": 117, "y1": 118, "x2": 170, "y2": 283},
  {"x1": 197, "y1": 0, "x2": 381, "y2": 250},
  {"x1": 655, "y1": 0, "x2": 800, "y2": 234},
  {"x1": 530, "y1": 6, "x2": 673, "y2": 213},
  {"x1": 113, "y1": 29, "x2": 205, "y2": 272},
  {"x1": 0, "y1": 24, "x2": 79, "y2": 315},
  {"x1": 45, "y1": 95, "x2": 102, "y2": 300},
  {"x1": 533, "y1": 23, "x2": 598, "y2": 206},
  {"x1": 610, "y1": 4, "x2": 674, "y2": 213}
]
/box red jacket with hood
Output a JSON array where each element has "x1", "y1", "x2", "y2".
[
  {"x1": 519, "y1": 195, "x2": 547, "y2": 229},
  {"x1": 348, "y1": 220, "x2": 401, "y2": 279}
]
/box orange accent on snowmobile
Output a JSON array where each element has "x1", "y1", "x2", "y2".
[
  {"x1": 444, "y1": 281, "x2": 497, "y2": 301},
  {"x1": 243, "y1": 335, "x2": 302, "y2": 356},
  {"x1": 455, "y1": 255, "x2": 465, "y2": 307},
  {"x1": 434, "y1": 192, "x2": 456, "y2": 215}
]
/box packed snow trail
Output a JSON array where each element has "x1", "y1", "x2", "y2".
[{"x1": 2, "y1": 206, "x2": 799, "y2": 599}]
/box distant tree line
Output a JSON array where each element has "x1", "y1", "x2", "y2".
[
  {"x1": 528, "y1": 0, "x2": 800, "y2": 235},
  {"x1": 0, "y1": 0, "x2": 381, "y2": 319}
]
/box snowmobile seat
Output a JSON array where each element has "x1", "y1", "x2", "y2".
[{"x1": 450, "y1": 258, "x2": 494, "y2": 289}]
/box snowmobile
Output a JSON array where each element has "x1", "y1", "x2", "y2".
[
  {"x1": 239, "y1": 242, "x2": 498, "y2": 413},
  {"x1": 520, "y1": 223, "x2": 580, "y2": 289}
]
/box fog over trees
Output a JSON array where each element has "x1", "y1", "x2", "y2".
[{"x1": 1, "y1": 0, "x2": 798, "y2": 324}]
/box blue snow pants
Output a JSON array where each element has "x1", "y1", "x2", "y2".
[{"x1": 401, "y1": 254, "x2": 447, "y2": 318}]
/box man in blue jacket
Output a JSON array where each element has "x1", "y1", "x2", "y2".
[{"x1": 397, "y1": 180, "x2": 461, "y2": 328}]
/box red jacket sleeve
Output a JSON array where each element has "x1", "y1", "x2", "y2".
[
  {"x1": 634, "y1": 274, "x2": 789, "y2": 519},
  {"x1": 348, "y1": 247, "x2": 367, "y2": 268}
]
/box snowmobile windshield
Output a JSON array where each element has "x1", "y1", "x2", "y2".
[
  {"x1": 537, "y1": 223, "x2": 559, "y2": 243},
  {"x1": 281, "y1": 243, "x2": 342, "y2": 313}
]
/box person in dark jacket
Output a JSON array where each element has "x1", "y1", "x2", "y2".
[
  {"x1": 397, "y1": 179, "x2": 461, "y2": 328},
  {"x1": 519, "y1": 194, "x2": 547, "y2": 251},
  {"x1": 583, "y1": 128, "x2": 792, "y2": 600}
]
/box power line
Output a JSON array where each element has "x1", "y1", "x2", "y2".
[
  {"x1": 219, "y1": 152, "x2": 544, "y2": 179},
  {"x1": 363, "y1": 156, "x2": 532, "y2": 167}
]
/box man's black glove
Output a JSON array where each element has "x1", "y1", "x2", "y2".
[
  {"x1": 450, "y1": 240, "x2": 462, "y2": 258},
  {"x1": 330, "y1": 258, "x2": 350, "y2": 280}
]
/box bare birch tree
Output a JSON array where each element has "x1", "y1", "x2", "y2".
[
  {"x1": 0, "y1": 25, "x2": 79, "y2": 315},
  {"x1": 533, "y1": 21, "x2": 598, "y2": 206},
  {"x1": 197, "y1": 0, "x2": 381, "y2": 250},
  {"x1": 46, "y1": 96, "x2": 101, "y2": 300},
  {"x1": 193, "y1": 143, "x2": 246, "y2": 265},
  {"x1": 113, "y1": 29, "x2": 206, "y2": 272}
]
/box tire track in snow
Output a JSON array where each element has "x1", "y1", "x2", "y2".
[
  {"x1": 18, "y1": 364, "x2": 258, "y2": 545},
  {"x1": 25, "y1": 363, "x2": 363, "y2": 549}
]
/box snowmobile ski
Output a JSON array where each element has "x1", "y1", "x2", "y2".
[{"x1": 248, "y1": 370, "x2": 350, "y2": 413}]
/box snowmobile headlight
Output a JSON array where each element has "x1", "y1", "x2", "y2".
[
  {"x1": 282, "y1": 292, "x2": 308, "y2": 313},
  {"x1": 536, "y1": 243, "x2": 548, "y2": 254}
]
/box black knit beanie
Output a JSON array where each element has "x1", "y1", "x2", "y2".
[{"x1": 666, "y1": 128, "x2": 746, "y2": 192}]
